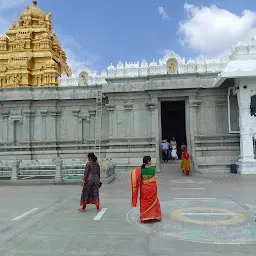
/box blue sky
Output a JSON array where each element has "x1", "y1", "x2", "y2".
[{"x1": 0, "y1": 0, "x2": 256, "y2": 73}]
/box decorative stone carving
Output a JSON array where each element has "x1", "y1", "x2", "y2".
[
  {"x1": 50, "y1": 110, "x2": 62, "y2": 117},
  {"x1": 89, "y1": 109, "x2": 96, "y2": 116},
  {"x1": 215, "y1": 99, "x2": 227, "y2": 106},
  {"x1": 146, "y1": 102, "x2": 155, "y2": 111},
  {"x1": 124, "y1": 102, "x2": 133, "y2": 111},
  {"x1": 1, "y1": 109, "x2": 9, "y2": 117},
  {"x1": 40, "y1": 109, "x2": 48, "y2": 116},
  {"x1": 72, "y1": 108, "x2": 80, "y2": 116},
  {"x1": 10, "y1": 117, "x2": 23, "y2": 125},
  {"x1": 23, "y1": 110, "x2": 35, "y2": 117},
  {"x1": 190, "y1": 100, "x2": 202, "y2": 108},
  {"x1": 105, "y1": 104, "x2": 115, "y2": 111}
]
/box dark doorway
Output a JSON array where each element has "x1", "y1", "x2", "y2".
[{"x1": 161, "y1": 101, "x2": 187, "y2": 145}]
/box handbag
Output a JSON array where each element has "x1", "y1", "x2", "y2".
[{"x1": 99, "y1": 181, "x2": 102, "y2": 188}]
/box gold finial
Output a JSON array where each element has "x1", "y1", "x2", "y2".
[{"x1": 33, "y1": 0, "x2": 38, "y2": 6}]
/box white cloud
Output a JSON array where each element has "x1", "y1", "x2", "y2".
[
  {"x1": 158, "y1": 7, "x2": 169, "y2": 21},
  {"x1": 179, "y1": 3, "x2": 256, "y2": 56}
]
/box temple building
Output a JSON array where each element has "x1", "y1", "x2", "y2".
[
  {"x1": 0, "y1": 1, "x2": 71, "y2": 87},
  {"x1": 0, "y1": 1, "x2": 256, "y2": 178}
]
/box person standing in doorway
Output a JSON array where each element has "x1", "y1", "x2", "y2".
[
  {"x1": 178, "y1": 142, "x2": 187, "y2": 160},
  {"x1": 170, "y1": 137, "x2": 177, "y2": 148},
  {"x1": 181, "y1": 148, "x2": 191, "y2": 176},
  {"x1": 79, "y1": 153, "x2": 101, "y2": 212},
  {"x1": 161, "y1": 139, "x2": 169, "y2": 163},
  {"x1": 130, "y1": 156, "x2": 162, "y2": 223}
]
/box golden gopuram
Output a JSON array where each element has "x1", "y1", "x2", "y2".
[{"x1": 0, "y1": 0, "x2": 71, "y2": 87}]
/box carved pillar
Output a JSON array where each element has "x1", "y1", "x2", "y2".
[
  {"x1": 40, "y1": 109, "x2": 48, "y2": 141},
  {"x1": 189, "y1": 99, "x2": 202, "y2": 163},
  {"x1": 1, "y1": 110, "x2": 9, "y2": 142},
  {"x1": 215, "y1": 99, "x2": 227, "y2": 134},
  {"x1": 72, "y1": 108, "x2": 80, "y2": 141},
  {"x1": 106, "y1": 104, "x2": 115, "y2": 139},
  {"x1": 55, "y1": 158, "x2": 63, "y2": 182},
  {"x1": 11, "y1": 160, "x2": 19, "y2": 181},
  {"x1": 23, "y1": 110, "x2": 35, "y2": 142},
  {"x1": 11, "y1": 118, "x2": 23, "y2": 144},
  {"x1": 155, "y1": 101, "x2": 161, "y2": 171},
  {"x1": 81, "y1": 118, "x2": 90, "y2": 142},
  {"x1": 78, "y1": 118, "x2": 83, "y2": 142},
  {"x1": 10, "y1": 119, "x2": 15, "y2": 143},
  {"x1": 146, "y1": 102, "x2": 155, "y2": 138},
  {"x1": 237, "y1": 88, "x2": 256, "y2": 168},
  {"x1": 56, "y1": 111, "x2": 62, "y2": 143},
  {"x1": 89, "y1": 109, "x2": 96, "y2": 140},
  {"x1": 124, "y1": 102, "x2": 133, "y2": 137},
  {"x1": 23, "y1": 110, "x2": 33, "y2": 141},
  {"x1": 50, "y1": 110, "x2": 61, "y2": 142}
]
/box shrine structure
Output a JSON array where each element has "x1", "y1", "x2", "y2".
[{"x1": 0, "y1": 0, "x2": 71, "y2": 87}]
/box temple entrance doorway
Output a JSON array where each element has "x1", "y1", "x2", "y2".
[{"x1": 160, "y1": 101, "x2": 187, "y2": 163}]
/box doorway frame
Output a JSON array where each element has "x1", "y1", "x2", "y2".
[{"x1": 157, "y1": 97, "x2": 191, "y2": 164}]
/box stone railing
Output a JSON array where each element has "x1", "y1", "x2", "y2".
[
  {"x1": 0, "y1": 158, "x2": 116, "y2": 184},
  {"x1": 62, "y1": 159, "x2": 116, "y2": 183},
  {"x1": 99, "y1": 159, "x2": 116, "y2": 181}
]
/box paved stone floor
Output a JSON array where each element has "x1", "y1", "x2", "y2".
[{"x1": 0, "y1": 164, "x2": 256, "y2": 255}]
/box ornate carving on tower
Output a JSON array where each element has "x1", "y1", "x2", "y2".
[{"x1": 0, "y1": 0, "x2": 71, "y2": 87}]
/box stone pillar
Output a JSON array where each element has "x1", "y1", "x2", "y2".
[
  {"x1": 106, "y1": 104, "x2": 115, "y2": 139},
  {"x1": 237, "y1": 88, "x2": 256, "y2": 174},
  {"x1": 189, "y1": 99, "x2": 202, "y2": 170},
  {"x1": 124, "y1": 102, "x2": 133, "y2": 137},
  {"x1": 10, "y1": 119, "x2": 15, "y2": 143},
  {"x1": 11, "y1": 160, "x2": 19, "y2": 181},
  {"x1": 146, "y1": 102, "x2": 155, "y2": 137},
  {"x1": 40, "y1": 109, "x2": 48, "y2": 141},
  {"x1": 72, "y1": 108, "x2": 80, "y2": 141},
  {"x1": 1, "y1": 110, "x2": 9, "y2": 142},
  {"x1": 23, "y1": 110, "x2": 33, "y2": 141},
  {"x1": 56, "y1": 110, "x2": 62, "y2": 143},
  {"x1": 215, "y1": 99, "x2": 227, "y2": 134},
  {"x1": 81, "y1": 118, "x2": 90, "y2": 142},
  {"x1": 89, "y1": 109, "x2": 96, "y2": 140},
  {"x1": 50, "y1": 110, "x2": 61, "y2": 142},
  {"x1": 154, "y1": 101, "x2": 161, "y2": 172},
  {"x1": 78, "y1": 118, "x2": 83, "y2": 142},
  {"x1": 55, "y1": 158, "x2": 63, "y2": 182}
]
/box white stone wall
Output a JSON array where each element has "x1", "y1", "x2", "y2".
[
  {"x1": 0, "y1": 76, "x2": 240, "y2": 173},
  {"x1": 196, "y1": 89, "x2": 230, "y2": 136}
]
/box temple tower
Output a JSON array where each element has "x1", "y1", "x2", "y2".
[{"x1": 0, "y1": 0, "x2": 71, "y2": 87}]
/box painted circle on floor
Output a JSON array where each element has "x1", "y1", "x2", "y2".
[{"x1": 126, "y1": 200, "x2": 256, "y2": 244}]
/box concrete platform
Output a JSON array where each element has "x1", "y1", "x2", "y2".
[{"x1": 0, "y1": 164, "x2": 256, "y2": 255}]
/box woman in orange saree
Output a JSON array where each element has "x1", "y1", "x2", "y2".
[
  {"x1": 181, "y1": 149, "x2": 191, "y2": 176},
  {"x1": 130, "y1": 156, "x2": 162, "y2": 223}
]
